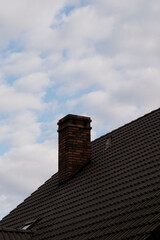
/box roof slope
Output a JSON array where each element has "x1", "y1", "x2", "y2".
[{"x1": 0, "y1": 108, "x2": 160, "y2": 240}]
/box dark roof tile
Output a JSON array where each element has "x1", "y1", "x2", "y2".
[
  {"x1": 0, "y1": 108, "x2": 160, "y2": 239},
  {"x1": 0, "y1": 227, "x2": 34, "y2": 240}
]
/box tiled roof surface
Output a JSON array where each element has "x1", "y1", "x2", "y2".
[
  {"x1": 0, "y1": 227, "x2": 33, "y2": 240},
  {"x1": 0, "y1": 108, "x2": 160, "y2": 240}
]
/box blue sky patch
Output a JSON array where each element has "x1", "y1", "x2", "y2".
[{"x1": 0, "y1": 143, "x2": 11, "y2": 155}]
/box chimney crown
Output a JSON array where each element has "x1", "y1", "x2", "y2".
[
  {"x1": 58, "y1": 114, "x2": 91, "y2": 131},
  {"x1": 58, "y1": 114, "x2": 91, "y2": 184}
]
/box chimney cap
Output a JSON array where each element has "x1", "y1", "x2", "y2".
[
  {"x1": 57, "y1": 114, "x2": 91, "y2": 132},
  {"x1": 57, "y1": 114, "x2": 91, "y2": 125}
]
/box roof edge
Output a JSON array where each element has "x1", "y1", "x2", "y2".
[{"x1": 92, "y1": 107, "x2": 160, "y2": 143}]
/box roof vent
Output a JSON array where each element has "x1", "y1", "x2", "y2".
[
  {"x1": 22, "y1": 219, "x2": 37, "y2": 230},
  {"x1": 57, "y1": 114, "x2": 92, "y2": 184}
]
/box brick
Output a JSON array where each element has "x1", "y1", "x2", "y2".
[{"x1": 57, "y1": 114, "x2": 91, "y2": 184}]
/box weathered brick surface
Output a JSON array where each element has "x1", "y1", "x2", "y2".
[{"x1": 57, "y1": 114, "x2": 91, "y2": 184}]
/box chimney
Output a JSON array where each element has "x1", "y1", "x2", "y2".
[{"x1": 57, "y1": 114, "x2": 92, "y2": 184}]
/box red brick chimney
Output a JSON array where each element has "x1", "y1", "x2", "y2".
[{"x1": 57, "y1": 114, "x2": 92, "y2": 184}]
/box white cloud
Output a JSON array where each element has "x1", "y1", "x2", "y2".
[
  {"x1": 0, "y1": 84, "x2": 45, "y2": 113},
  {"x1": 123, "y1": 68, "x2": 160, "y2": 109},
  {"x1": 88, "y1": 0, "x2": 150, "y2": 16},
  {"x1": 0, "y1": 140, "x2": 57, "y2": 191},
  {"x1": 0, "y1": 111, "x2": 41, "y2": 146},
  {"x1": 14, "y1": 72, "x2": 51, "y2": 93},
  {"x1": 0, "y1": 140, "x2": 58, "y2": 217},
  {"x1": 118, "y1": 20, "x2": 160, "y2": 56},
  {"x1": 62, "y1": 6, "x2": 114, "y2": 41},
  {"x1": 51, "y1": 5, "x2": 115, "y2": 57},
  {"x1": 0, "y1": 0, "x2": 74, "y2": 49},
  {"x1": 66, "y1": 90, "x2": 141, "y2": 134},
  {"x1": 51, "y1": 55, "x2": 116, "y2": 96},
  {"x1": 1, "y1": 51, "x2": 43, "y2": 77}
]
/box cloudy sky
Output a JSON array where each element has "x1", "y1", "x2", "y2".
[{"x1": 0, "y1": 0, "x2": 160, "y2": 220}]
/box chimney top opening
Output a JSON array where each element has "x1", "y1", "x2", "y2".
[{"x1": 83, "y1": 121, "x2": 87, "y2": 127}]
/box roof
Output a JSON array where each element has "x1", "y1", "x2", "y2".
[
  {"x1": 0, "y1": 108, "x2": 160, "y2": 240},
  {"x1": 0, "y1": 227, "x2": 33, "y2": 240}
]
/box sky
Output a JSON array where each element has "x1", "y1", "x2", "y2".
[{"x1": 0, "y1": 0, "x2": 160, "y2": 220}]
